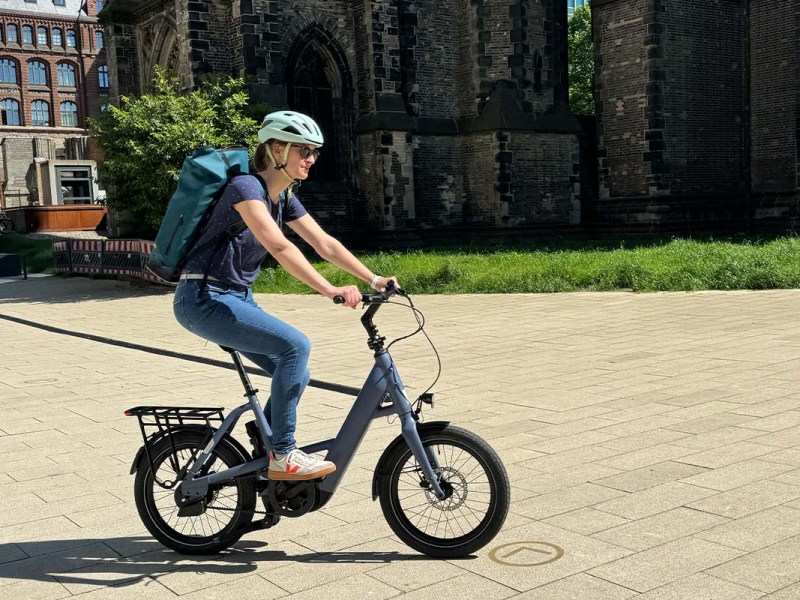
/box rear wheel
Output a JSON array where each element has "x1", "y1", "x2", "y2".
[
  {"x1": 378, "y1": 425, "x2": 510, "y2": 558},
  {"x1": 134, "y1": 430, "x2": 256, "y2": 554}
]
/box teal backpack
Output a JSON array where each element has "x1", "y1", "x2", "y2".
[{"x1": 147, "y1": 147, "x2": 252, "y2": 282}]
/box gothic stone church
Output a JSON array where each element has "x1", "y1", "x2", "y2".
[
  {"x1": 99, "y1": 0, "x2": 799, "y2": 235},
  {"x1": 99, "y1": 0, "x2": 581, "y2": 235}
]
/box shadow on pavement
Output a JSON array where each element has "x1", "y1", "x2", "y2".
[
  {"x1": 0, "y1": 275, "x2": 172, "y2": 305},
  {"x1": 1, "y1": 536, "x2": 438, "y2": 588}
]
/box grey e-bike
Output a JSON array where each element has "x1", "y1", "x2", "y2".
[{"x1": 126, "y1": 283, "x2": 510, "y2": 558}]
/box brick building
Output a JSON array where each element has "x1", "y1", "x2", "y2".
[
  {"x1": 100, "y1": 0, "x2": 581, "y2": 236},
  {"x1": 0, "y1": 0, "x2": 108, "y2": 230},
  {"x1": 591, "y1": 0, "x2": 800, "y2": 231}
]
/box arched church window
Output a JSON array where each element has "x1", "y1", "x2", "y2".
[{"x1": 289, "y1": 43, "x2": 337, "y2": 182}]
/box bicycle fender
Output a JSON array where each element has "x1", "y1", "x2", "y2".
[
  {"x1": 371, "y1": 421, "x2": 450, "y2": 500},
  {"x1": 129, "y1": 427, "x2": 253, "y2": 474}
]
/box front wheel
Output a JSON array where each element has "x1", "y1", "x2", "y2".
[
  {"x1": 134, "y1": 430, "x2": 257, "y2": 554},
  {"x1": 378, "y1": 425, "x2": 510, "y2": 558}
]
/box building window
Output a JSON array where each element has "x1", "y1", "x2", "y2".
[
  {"x1": 31, "y1": 100, "x2": 50, "y2": 126},
  {"x1": 53, "y1": 0, "x2": 66, "y2": 5},
  {"x1": 7, "y1": 25, "x2": 18, "y2": 44},
  {"x1": 22, "y1": 26, "x2": 33, "y2": 45},
  {"x1": 0, "y1": 59, "x2": 17, "y2": 84},
  {"x1": 37, "y1": 26, "x2": 48, "y2": 46},
  {"x1": 96, "y1": 0, "x2": 103, "y2": 11},
  {"x1": 58, "y1": 63, "x2": 76, "y2": 87},
  {"x1": 52, "y1": 28, "x2": 62, "y2": 47},
  {"x1": 95, "y1": 31, "x2": 104, "y2": 50},
  {"x1": 60, "y1": 101, "x2": 78, "y2": 127},
  {"x1": 28, "y1": 60, "x2": 47, "y2": 86},
  {"x1": 0, "y1": 25, "x2": 4, "y2": 44},
  {"x1": 0, "y1": 98, "x2": 20, "y2": 125},
  {"x1": 568, "y1": 0, "x2": 587, "y2": 16},
  {"x1": 98, "y1": 65, "x2": 108, "y2": 90},
  {"x1": 100, "y1": 103, "x2": 108, "y2": 112},
  {"x1": 66, "y1": 29, "x2": 76, "y2": 48},
  {"x1": 57, "y1": 167, "x2": 93, "y2": 204}
]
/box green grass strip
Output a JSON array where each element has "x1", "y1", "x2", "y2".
[{"x1": 252, "y1": 237, "x2": 800, "y2": 294}]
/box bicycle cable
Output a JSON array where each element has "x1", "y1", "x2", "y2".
[{"x1": 383, "y1": 294, "x2": 442, "y2": 415}]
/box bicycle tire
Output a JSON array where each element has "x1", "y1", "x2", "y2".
[
  {"x1": 378, "y1": 424, "x2": 510, "y2": 558},
  {"x1": 134, "y1": 430, "x2": 256, "y2": 554}
]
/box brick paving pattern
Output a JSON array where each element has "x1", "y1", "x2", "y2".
[{"x1": 2, "y1": 276, "x2": 800, "y2": 598}]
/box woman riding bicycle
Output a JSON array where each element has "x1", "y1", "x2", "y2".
[{"x1": 173, "y1": 111, "x2": 396, "y2": 480}]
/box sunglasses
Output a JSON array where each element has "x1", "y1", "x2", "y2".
[{"x1": 297, "y1": 146, "x2": 321, "y2": 160}]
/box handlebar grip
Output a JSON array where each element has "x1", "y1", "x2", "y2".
[{"x1": 333, "y1": 295, "x2": 345, "y2": 304}]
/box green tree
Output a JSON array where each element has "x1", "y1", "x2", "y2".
[
  {"x1": 90, "y1": 67, "x2": 261, "y2": 237},
  {"x1": 568, "y1": 4, "x2": 595, "y2": 115}
]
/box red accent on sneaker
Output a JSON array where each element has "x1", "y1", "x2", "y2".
[{"x1": 287, "y1": 464, "x2": 300, "y2": 474}]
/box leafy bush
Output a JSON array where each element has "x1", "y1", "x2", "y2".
[{"x1": 90, "y1": 68, "x2": 262, "y2": 237}]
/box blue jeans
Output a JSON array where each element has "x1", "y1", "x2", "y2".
[{"x1": 173, "y1": 280, "x2": 311, "y2": 454}]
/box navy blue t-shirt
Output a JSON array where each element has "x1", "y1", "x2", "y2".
[{"x1": 184, "y1": 175, "x2": 307, "y2": 287}]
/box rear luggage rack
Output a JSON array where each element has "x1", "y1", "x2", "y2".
[{"x1": 125, "y1": 406, "x2": 226, "y2": 488}]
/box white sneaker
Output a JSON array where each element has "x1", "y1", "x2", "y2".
[{"x1": 268, "y1": 448, "x2": 336, "y2": 480}]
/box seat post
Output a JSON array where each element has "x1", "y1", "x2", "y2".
[{"x1": 222, "y1": 346, "x2": 258, "y2": 396}]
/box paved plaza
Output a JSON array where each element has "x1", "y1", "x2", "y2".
[{"x1": 3, "y1": 275, "x2": 800, "y2": 598}]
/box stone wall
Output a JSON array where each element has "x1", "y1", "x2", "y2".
[
  {"x1": 662, "y1": 0, "x2": 744, "y2": 196},
  {"x1": 750, "y1": 0, "x2": 798, "y2": 194},
  {"x1": 592, "y1": 0, "x2": 798, "y2": 230},
  {"x1": 593, "y1": 0, "x2": 649, "y2": 199}
]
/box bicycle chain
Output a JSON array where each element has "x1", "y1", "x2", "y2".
[{"x1": 208, "y1": 504, "x2": 268, "y2": 515}]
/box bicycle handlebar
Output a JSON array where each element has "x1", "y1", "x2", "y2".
[{"x1": 332, "y1": 280, "x2": 403, "y2": 305}]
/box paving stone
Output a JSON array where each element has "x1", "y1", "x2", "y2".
[
  {"x1": 0, "y1": 578, "x2": 75, "y2": 600},
  {"x1": 679, "y1": 459, "x2": 795, "y2": 491},
  {"x1": 588, "y1": 537, "x2": 744, "y2": 592},
  {"x1": 669, "y1": 426, "x2": 767, "y2": 451},
  {"x1": 172, "y1": 574, "x2": 288, "y2": 600},
  {"x1": 596, "y1": 446, "x2": 699, "y2": 473},
  {"x1": 634, "y1": 573, "x2": 764, "y2": 600},
  {"x1": 751, "y1": 426, "x2": 800, "y2": 448},
  {"x1": 542, "y1": 507, "x2": 631, "y2": 536},
  {"x1": 708, "y1": 535, "x2": 800, "y2": 593},
  {"x1": 515, "y1": 463, "x2": 624, "y2": 494},
  {"x1": 594, "y1": 461, "x2": 708, "y2": 493},
  {"x1": 513, "y1": 572, "x2": 638, "y2": 599},
  {"x1": 594, "y1": 482, "x2": 717, "y2": 520},
  {"x1": 695, "y1": 505, "x2": 800, "y2": 552},
  {"x1": 384, "y1": 572, "x2": 515, "y2": 600},
  {"x1": 599, "y1": 429, "x2": 691, "y2": 452},
  {"x1": 686, "y1": 480, "x2": 800, "y2": 519},
  {"x1": 762, "y1": 582, "x2": 800, "y2": 599},
  {"x1": 675, "y1": 442, "x2": 778, "y2": 469},
  {"x1": 512, "y1": 483, "x2": 626, "y2": 520},
  {"x1": 592, "y1": 507, "x2": 729, "y2": 551}
]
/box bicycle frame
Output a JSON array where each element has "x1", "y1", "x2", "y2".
[{"x1": 178, "y1": 345, "x2": 446, "y2": 504}]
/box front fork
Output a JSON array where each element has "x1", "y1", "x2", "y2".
[{"x1": 388, "y1": 364, "x2": 446, "y2": 500}]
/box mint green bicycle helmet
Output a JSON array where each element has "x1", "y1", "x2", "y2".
[{"x1": 258, "y1": 111, "x2": 324, "y2": 146}]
